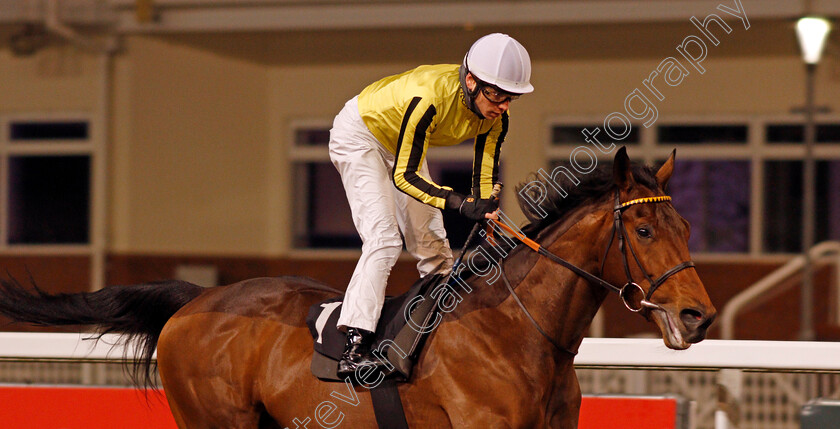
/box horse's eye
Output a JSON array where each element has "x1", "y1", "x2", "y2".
[{"x1": 636, "y1": 227, "x2": 653, "y2": 239}]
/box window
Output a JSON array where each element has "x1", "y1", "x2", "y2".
[
  {"x1": 292, "y1": 160, "x2": 360, "y2": 249},
  {"x1": 658, "y1": 124, "x2": 747, "y2": 144},
  {"x1": 551, "y1": 124, "x2": 640, "y2": 146},
  {"x1": 7, "y1": 156, "x2": 90, "y2": 244},
  {"x1": 10, "y1": 121, "x2": 89, "y2": 141},
  {"x1": 293, "y1": 128, "x2": 330, "y2": 147},
  {"x1": 668, "y1": 160, "x2": 750, "y2": 252},
  {"x1": 656, "y1": 124, "x2": 750, "y2": 253},
  {"x1": 290, "y1": 127, "x2": 359, "y2": 249},
  {"x1": 766, "y1": 123, "x2": 840, "y2": 144},
  {"x1": 1, "y1": 118, "x2": 93, "y2": 247},
  {"x1": 763, "y1": 160, "x2": 840, "y2": 252},
  {"x1": 548, "y1": 117, "x2": 840, "y2": 254},
  {"x1": 290, "y1": 124, "x2": 476, "y2": 250}
]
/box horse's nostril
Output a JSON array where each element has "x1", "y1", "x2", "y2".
[
  {"x1": 680, "y1": 308, "x2": 705, "y2": 328},
  {"x1": 680, "y1": 307, "x2": 714, "y2": 343},
  {"x1": 699, "y1": 312, "x2": 715, "y2": 331}
]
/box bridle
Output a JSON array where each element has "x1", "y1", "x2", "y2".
[
  {"x1": 489, "y1": 189, "x2": 696, "y2": 354},
  {"x1": 600, "y1": 191, "x2": 696, "y2": 312}
]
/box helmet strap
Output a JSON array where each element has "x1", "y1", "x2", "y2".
[{"x1": 459, "y1": 59, "x2": 485, "y2": 119}]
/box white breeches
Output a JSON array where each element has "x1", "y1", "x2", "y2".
[{"x1": 329, "y1": 96, "x2": 453, "y2": 332}]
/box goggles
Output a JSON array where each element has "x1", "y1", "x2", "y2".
[{"x1": 480, "y1": 86, "x2": 520, "y2": 104}]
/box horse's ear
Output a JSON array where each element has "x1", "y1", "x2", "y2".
[
  {"x1": 613, "y1": 146, "x2": 635, "y2": 190},
  {"x1": 656, "y1": 149, "x2": 676, "y2": 191}
]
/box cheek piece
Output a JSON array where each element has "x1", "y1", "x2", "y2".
[{"x1": 459, "y1": 60, "x2": 484, "y2": 119}]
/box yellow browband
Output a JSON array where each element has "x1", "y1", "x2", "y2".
[{"x1": 618, "y1": 195, "x2": 672, "y2": 209}]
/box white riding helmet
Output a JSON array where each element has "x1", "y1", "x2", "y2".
[{"x1": 464, "y1": 33, "x2": 534, "y2": 94}]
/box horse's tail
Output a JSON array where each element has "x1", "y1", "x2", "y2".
[{"x1": 0, "y1": 277, "x2": 204, "y2": 388}]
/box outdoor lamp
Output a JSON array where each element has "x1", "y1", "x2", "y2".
[
  {"x1": 796, "y1": 17, "x2": 832, "y2": 64},
  {"x1": 795, "y1": 15, "x2": 831, "y2": 342}
]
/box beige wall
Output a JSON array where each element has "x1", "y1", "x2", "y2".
[
  {"x1": 0, "y1": 44, "x2": 99, "y2": 112},
  {"x1": 110, "y1": 36, "x2": 270, "y2": 254},
  {"x1": 3, "y1": 31, "x2": 840, "y2": 256}
]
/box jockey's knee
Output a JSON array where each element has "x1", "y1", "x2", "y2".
[
  {"x1": 361, "y1": 235, "x2": 404, "y2": 264},
  {"x1": 417, "y1": 250, "x2": 453, "y2": 277}
]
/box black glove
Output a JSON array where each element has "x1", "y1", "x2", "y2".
[{"x1": 458, "y1": 195, "x2": 499, "y2": 221}]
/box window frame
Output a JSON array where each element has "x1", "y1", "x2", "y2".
[{"x1": 0, "y1": 112, "x2": 97, "y2": 254}]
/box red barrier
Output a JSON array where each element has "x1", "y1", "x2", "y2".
[
  {"x1": 579, "y1": 395, "x2": 684, "y2": 429},
  {"x1": 0, "y1": 386, "x2": 684, "y2": 428},
  {"x1": 0, "y1": 386, "x2": 177, "y2": 429}
]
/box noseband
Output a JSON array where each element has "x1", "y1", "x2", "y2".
[{"x1": 490, "y1": 190, "x2": 696, "y2": 354}]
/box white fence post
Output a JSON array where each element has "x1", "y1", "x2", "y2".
[{"x1": 716, "y1": 369, "x2": 743, "y2": 429}]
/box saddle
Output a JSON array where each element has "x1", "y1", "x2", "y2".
[{"x1": 305, "y1": 273, "x2": 446, "y2": 383}]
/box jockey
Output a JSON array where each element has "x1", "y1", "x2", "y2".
[{"x1": 329, "y1": 33, "x2": 534, "y2": 376}]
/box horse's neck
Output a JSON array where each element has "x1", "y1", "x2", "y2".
[
  {"x1": 493, "y1": 205, "x2": 613, "y2": 357},
  {"x1": 441, "y1": 202, "x2": 614, "y2": 361},
  {"x1": 452, "y1": 204, "x2": 611, "y2": 359}
]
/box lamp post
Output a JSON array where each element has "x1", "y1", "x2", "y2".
[{"x1": 795, "y1": 16, "x2": 831, "y2": 341}]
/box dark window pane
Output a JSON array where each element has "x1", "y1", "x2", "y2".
[
  {"x1": 552, "y1": 124, "x2": 639, "y2": 145},
  {"x1": 766, "y1": 124, "x2": 802, "y2": 143},
  {"x1": 293, "y1": 162, "x2": 360, "y2": 248},
  {"x1": 767, "y1": 123, "x2": 840, "y2": 144},
  {"x1": 817, "y1": 161, "x2": 840, "y2": 243},
  {"x1": 818, "y1": 125, "x2": 840, "y2": 142},
  {"x1": 762, "y1": 160, "x2": 839, "y2": 252},
  {"x1": 764, "y1": 161, "x2": 802, "y2": 252},
  {"x1": 7, "y1": 156, "x2": 90, "y2": 244},
  {"x1": 658, "y1": 125, "x2": 747, "y2": 144},
  {"x1": 294, "y1": 128, "x2": 330, "y2": 146},
  {"x1": 428, "y1": 161, "x2": 474, "y2": 249},
  {"x1": 9, "y1": 121, "x2": 89, "y2": 141},
  {"x1": 667, "y1": 160, "x2": 750, "y2": 252}
]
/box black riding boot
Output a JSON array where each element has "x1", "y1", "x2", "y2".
[{"x1": 337, "y1": 327, "x2": 380, "y2": 377}]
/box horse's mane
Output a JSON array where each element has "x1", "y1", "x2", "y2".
[{"x1": 515, "y1": 161, "x2": 660, "y2": 238}]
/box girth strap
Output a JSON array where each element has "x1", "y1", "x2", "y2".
[{"x1": 370, "y1": 378, "x2": 409, "y2": 429}]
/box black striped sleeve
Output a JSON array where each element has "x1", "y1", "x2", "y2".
[
  {"x1": 392, "y1": 97, "x2": 450, "y2": 208},
  {"x1": 472, "y1": 111, "x2": 508, "y2": 198}
]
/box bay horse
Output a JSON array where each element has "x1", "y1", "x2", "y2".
[{"x1": 0, "y1": 147, "x2": 714, "y2": 428}]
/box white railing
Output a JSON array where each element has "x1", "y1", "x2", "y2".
[
  {"x1": 578, "y1": 338, "x2": 840, "y2": 429},
  {"x1": 720, "y1": 241, "x2": 840, "y2": 340},
  {"x1": 4, "y1": 332, "x2": 840, "y2": 371},
  {"x1": 3, "y1": 333, "x2": 840, "y2": 428},
  {"x1": 577, "y1": 338, "x2": 840, "y2": 372}
]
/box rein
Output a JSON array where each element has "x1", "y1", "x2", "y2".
[{"x1": 488, "y1": 190, "x2": 696, "y2": 354}]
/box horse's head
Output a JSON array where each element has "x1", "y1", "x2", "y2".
[
  {"x1": 601, "y1": 147, "x2": 716, "y2": 349},
  {"x1": 516, "y1": 147, "x2": 715, "y2": 351}
]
